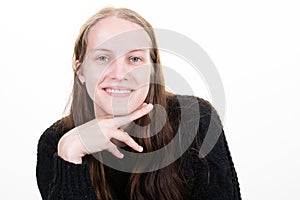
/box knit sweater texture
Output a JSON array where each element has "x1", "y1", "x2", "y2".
[{"x1": 36, "y1": 95, "x2": 241, "y2": 199}]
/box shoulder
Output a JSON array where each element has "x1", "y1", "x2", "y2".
[
  {"x1": 166, "y1": 94, "x2": 224, "y2": 160},
  {"x1": 166, "y1": 94, "x2": 222, "y2": 132},
  {"x1": 168, "y1": 95, "x2": 241, "y2": 199},
  {"x1": 37, "y1": 117, "x2": 74, "y2": 149},
  {"x1": 166, "y1": 94, "x2": 217, "y2": 116},
  {"x1": 166, "y1": 94, "x2": 226, "y2": 162}
]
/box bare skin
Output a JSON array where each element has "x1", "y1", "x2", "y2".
[
  {"x1": 58, "y1": 17, "x2": 153, "y2": 164},
  {"x1": 58, "y1": 103, "x2": 153, "y2": 164}
]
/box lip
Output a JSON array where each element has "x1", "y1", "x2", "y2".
[{"x1": 102, "y1": 86, "x2": 134, "y2": 97}]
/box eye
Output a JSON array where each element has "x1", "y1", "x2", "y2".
[
  {"x1": 97, "y1": 56, "x2": 109, "y2": 62},
  {"x1": 129, "y1": 56, "x2": 142, "y2": 63}
]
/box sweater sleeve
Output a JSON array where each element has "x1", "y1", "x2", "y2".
[
  {"x1": 189, "y1": 99, "x2": 241, "y2": 200},
  {"x1": 36, "y1": 122, "x2": 97, "y2": 200}
]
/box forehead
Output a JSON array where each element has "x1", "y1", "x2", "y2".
[{"x1": 86, "y1": 17, "x2": 152, "y2": 55}]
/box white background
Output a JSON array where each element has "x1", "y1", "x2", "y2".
[{"x1": 0, "y1": 0, "x2": 299, "y2": 199}]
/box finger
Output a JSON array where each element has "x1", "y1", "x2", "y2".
[
  {"x1": 106, "y1": 142, "x2": 124, "y2": 158},
  {"x1": 111, "y1": 129, "x2": 143, "y2": 152},
  {"x1": 128, "y1": 103, "x2": 153, "y2": 122},
  {"x1": 113, "y1": 103, "x2": 153, "y2": 127}
]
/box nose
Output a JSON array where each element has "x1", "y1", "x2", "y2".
[{"x1": 107, "y1": 57, "x2": 128, "y2": 80}]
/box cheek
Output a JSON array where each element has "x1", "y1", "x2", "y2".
[
  {"x1": 84, "y1": 70, "x2": 104, "y2": 102},
  {"x1": 128, "y1": 84, "x2": 150, "y2": 108},
  {"x1": 82, "y1": 60, "x2": 104, "y2": 97},
  {"x1": 131, "y1": 64, "x2": 152, "y2": 86},
  {"x1": 85, "y1": 81, "x2": 97, "y2": 102},
  {"x1": 127, "y1": 66, "x2": 151, "y2": 111}
]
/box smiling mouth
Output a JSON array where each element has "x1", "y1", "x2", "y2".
[{"x1": 104, "y1": 88, "x2": 134, "y2": 97}]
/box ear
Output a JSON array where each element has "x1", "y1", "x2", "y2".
[{"x1": 74, "y1": 60, "x2": 85, "y2": 84}]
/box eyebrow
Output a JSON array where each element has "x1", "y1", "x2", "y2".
[
  {"x1": 92, "y1": 48, "x2": 149, "y2": 53},
  {"x1": 92, "y1": 48, "x2": 113, "y2": 53},
  {"x1": 128, "y1": 49, "x2": 149, "y2": 53}
]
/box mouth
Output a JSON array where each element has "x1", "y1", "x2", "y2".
[{"x1": 103, "y1": 87, "x2": 134, "y2": 97}]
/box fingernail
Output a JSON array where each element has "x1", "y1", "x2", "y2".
[
  {"x1": 119, "y1": 154, "x2": 124, "y2": 159},
  {"x1": 146, "y1": 104, "x2": 153, "y2": 110},
  {"x1": 138, "y1": 146, "x2": 143, "y2": 152}
]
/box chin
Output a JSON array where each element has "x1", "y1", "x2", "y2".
[{"x1": 103, "y1": 106, "x2": 133, "y2": 116}]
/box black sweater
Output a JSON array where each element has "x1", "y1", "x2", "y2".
[{"x1": 36, "y1": 95, "x2": 241, "y2": 199}]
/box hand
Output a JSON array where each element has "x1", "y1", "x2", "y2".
[{"x1": 58, "y1": 103, "x2": 153, "y2": 164}]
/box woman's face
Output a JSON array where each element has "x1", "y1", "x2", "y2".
[{"x1": 78, "y1": 17, "x2": 152, "y2": 117}]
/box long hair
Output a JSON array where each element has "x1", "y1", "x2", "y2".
[{"x1": 62, "y1": 7, "x2": 187, "y2": 200}]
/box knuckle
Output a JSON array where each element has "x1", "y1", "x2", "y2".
[
  {"x1": 110, "y1": 147, "x2": 120, "y2": 156},
  {"x1": 103, "y1": 139, "x2": 110, "y2": 146},
  {"x1": 122, "y1": 131, "x2": 129, "y2": 136},
  {"x1": 110, "y1": 146, "x2": 117, "y2": 153}
]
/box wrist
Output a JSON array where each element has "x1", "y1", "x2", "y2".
[{"x1": 58, "y1": 129, "x2": 85, "y2": 164}]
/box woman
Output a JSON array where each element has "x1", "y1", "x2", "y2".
[{"x1": 36, "y1": 7, "x2": 241, "y2": 200}]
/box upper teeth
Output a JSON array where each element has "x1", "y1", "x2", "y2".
[{"x1": 106, "y1": 88, "x2": 131, "y2": 94}]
